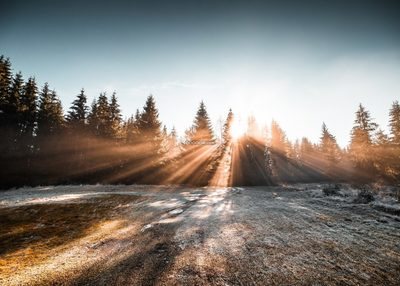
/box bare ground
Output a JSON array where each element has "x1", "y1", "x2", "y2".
[{"x1": 0, "y1": 184, "x2": 399, "y2": 285}]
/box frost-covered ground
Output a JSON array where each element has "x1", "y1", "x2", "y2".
[{"x1": 0, "y1": 184, "x2": 399, "y2": 285}]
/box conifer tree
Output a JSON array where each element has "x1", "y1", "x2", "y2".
[
  {"x1": 37, "y1": 84, "x2": 64, "y2": 138},
  {"x1": 67, "y1": 88, "x2": 88, "y2": 130},
  {"x1": 222, "y1": 109, "x2": 234, "y2": 145},
  {"x1": 109, "y1": 92, "x2": 122, "y2": 139},
  {"x1": 19, "y1": 77, "x2": 38, "y2": 150},
  {"x1": 320, "y1": 122, "x2": 340, "y2": 164},
  {"x1": 187, "y1": 101, "x2": 214, "y2": 143},
  {"x1": 349, "y1": 104, "x2": 378, "y2": 168},
  {"x1": 3, "y1": 72, "x2": 24, "y2": 149},
  {"x1": 7, "y1": 72, "x2": 23, "y2": 117},
  {"x1": 138, "y1": 95, "x2": 163, "y2": 154},
  {"x1": 0, "y1": 56, "x2": 13, "y2": 154},
  {"x1": 0, "y1": 56, "x2": 12, "y2": 114},
  {"x1": 95, "y1": 92, "x2": 111, "y2": 138},
  {"x1": 389, "y1": 101, "x2": 400, "y2": 145}
]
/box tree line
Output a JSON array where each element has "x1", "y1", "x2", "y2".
[{"x1": 0, "y1": 55, "x2": 399, "y2": 188}]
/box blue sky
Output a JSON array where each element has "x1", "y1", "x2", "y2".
[{"x1": 2, "y1": 0, "x2": 400, "y2": 146}]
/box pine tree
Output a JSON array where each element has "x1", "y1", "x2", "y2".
[
  {"x1": 0, "y1": 56, "x2": 12, "y2": 114},
  {"x1": 7, "y1": 71, "x2": 23, "y2": 117},
  {"x1": 19, "y1": 77, "x2": 38, "y2": 151},
  {"x1": 37, "y1": 83, "x2": 64, "y2": 138},
  {"x1": 0, "y1": 56, "x2": 13, "y2": 154},
  {"x1": 320, "y1": 122, "x2": 340, "y2": 164},
  {"x1": 109, "y1": 92, "x2": 122, "y2": 139},
  {"x1": 349, "y1": 104, "x2": 378, "y2": 169},
  {"x1": 67, "y1": 88, "x2": 88, "y2": 130},
  {"x1": 187, "y1": 101, "x2": 214, "y2": 143},
  {"x1": 389, "y1": 101, "x2": 400, "y2": 145},
  {"x1": 95, "y1": 92, "x2": 111, "y2": 138},
  {"x1": 3, "y1": 72, "x2": 24, "y2": 149},
  {"x1": 222, "y1": 109, "x2": 233, "y2": 145},
  {"x1": 137, "y1": 95, "x2": 163, "y2": 154}
]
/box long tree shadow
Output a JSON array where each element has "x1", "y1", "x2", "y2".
[{"x1": 0, "y1": 194, "x2": 143, "y2": 258}]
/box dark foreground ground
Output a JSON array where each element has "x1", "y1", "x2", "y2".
[{"x1": 0, "y1": 184, "x2": 399, "y2": 285}]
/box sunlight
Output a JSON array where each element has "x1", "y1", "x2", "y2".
[{"x1": 230, "y1": 117, "x2": 246, "y2": 140}]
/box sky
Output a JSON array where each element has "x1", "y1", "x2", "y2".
[{"x1": 2, "y1": 0, "x2": 400, "y2": 146}]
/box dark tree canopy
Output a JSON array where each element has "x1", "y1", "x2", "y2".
[
  {"x1": 67, "y1": 88, "x2": 88, "y2": 130},
  {"x1": 37, "y1": 83, "x2": 64, "y2": 138}
]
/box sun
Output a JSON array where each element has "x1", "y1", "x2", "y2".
[{"x1": 230, "y1": 117, "x2": 246, "y2": 140}]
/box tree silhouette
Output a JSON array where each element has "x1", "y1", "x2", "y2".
[
  {"x1": 37, "y1": 83, "x2": 64, "y2": 139},
  {"x1": 67, "y1": 89, "x2": 88, "y2": 131},
  {"x1": 320, "y1": 122, "x2": 340, "y2": 165},
  {"x1": 109, "y1": 92, "x2": 122, "y2": 139},
  {"x1": 138, "y1": 95, "x2": 163, "y2": 157},
  {"x1": 349, "y1": 104, "x2": 378, "y2": 170},
  {"x1": 19, "y1": 77, "x2": 38, "y2": 153},
  {"x1": 187, "y1": 101, "x2": 214, "y2": 144}
]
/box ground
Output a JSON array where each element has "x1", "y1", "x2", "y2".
[{"x1": 0, "y1": 184, "x2": 399, "y2": 285}]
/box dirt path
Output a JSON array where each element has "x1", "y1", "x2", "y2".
[{"x1": 1, "y1": 185, "x2": 399, "y2": 285}]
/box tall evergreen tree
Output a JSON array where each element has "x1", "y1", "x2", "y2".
[
  {"x1": 138, "y1": 95, "x2": 163, "y2": 154},
  {"x1": 349, "y1": 104, "x2": 378, "y2": 168},
  {"x1": 0, "y1": 56, "x2": 12, "y2": 114},
  {"x1": 109, "y1": 92, "x2": 122, "y2": 139},
  {"x1": 389, "y1": 101, "x2": 400, "y2": 145},
  {"x1": 7, "y1": 71, "x2": 23, "y2": 117},
  {"x1": 222, "y1": 109, "x2": 234, "y2": 145},
  {"x1": 95, "y1": 92, "x2": 111, "y2": 138},
  {"x1": 37, "y1": 84, "x2": 64, "y2": 138},
  {"x1": 67, "y1": 88, "x2": 88, "y2": 130},
  {"x1": 187, "y1": 101, "x2": 214, "y2": 143},
  {"x1": 19, "y1": 77, "x2": 38, "y2": 150},
  {"x1": 320, "y1": 122, "x2": 340, "y2": 164}
]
